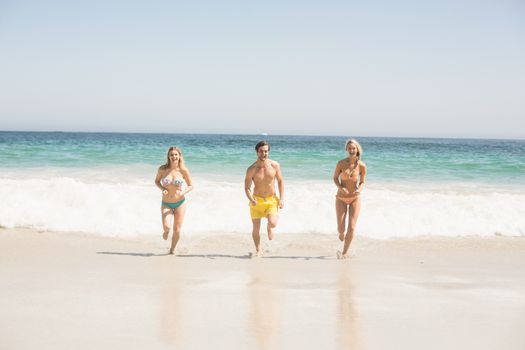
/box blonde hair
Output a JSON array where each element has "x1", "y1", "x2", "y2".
[
  {"x1": 161, "y1": 146, "x2": 186, "y2": 170},
  {"x1": 345, "y1": 139, "x2": 363, "y2": 160}
]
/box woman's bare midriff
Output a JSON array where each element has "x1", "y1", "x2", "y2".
[
  {"x1": 336, "y1": 178, "x2": 360, "y2": 205},
  {"x1": 162, "y1": 186, "x2": 184, "y2": 203}
]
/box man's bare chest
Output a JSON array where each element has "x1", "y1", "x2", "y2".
[{"x1": 253, "y1": 166, "x2": 276, "y2": 182}]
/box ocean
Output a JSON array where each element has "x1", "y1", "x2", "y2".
[{"x1": 1, "y1": 131, "x2": 524, "y2": 238}]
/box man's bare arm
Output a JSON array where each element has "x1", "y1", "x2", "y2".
[
  {"x1": 244, "y1": 166, "x2": 257, "y2": 204},
  {"x1": 274, "y1": 162, "x2": 284, "y2": 208}
]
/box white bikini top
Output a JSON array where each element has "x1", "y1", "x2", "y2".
[{"x1": 161, "y1": 177, "x2": 184, "y2": 187}]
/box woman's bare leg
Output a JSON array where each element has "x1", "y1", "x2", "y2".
[
  {"x1": 335, "y1": 198, "x2": 348, "y2": 242},
  {"x1": 342, "y1": 198, "x2": 361, "y2": 256},
  {"x1": 161, "y1": 206, "x2": 173, "y2": 240},
  {"x1": 170, "y1": 203, "x2": 187, "y2": 254}
]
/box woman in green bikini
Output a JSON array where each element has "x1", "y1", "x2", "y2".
[{"x1": 155, "y1": 146, "x2": 194, "y2": 254}]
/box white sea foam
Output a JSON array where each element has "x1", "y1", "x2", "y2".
[{"x1": 1, "y1": 170, "x2": 524, "y2": 239}]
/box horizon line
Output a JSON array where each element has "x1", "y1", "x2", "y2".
[{"x1": 0, "y1": 129, "x2": 523, "y2": 141}]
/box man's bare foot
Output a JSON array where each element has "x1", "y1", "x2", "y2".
[
  {"x1": 163, "y1": 231, "x2": 169, "y2": 240},
  {"x1": 338, "y1": 232, "x2": 345, "y2": 242}
]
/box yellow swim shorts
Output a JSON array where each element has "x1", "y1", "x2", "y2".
[{"x1": 249, "y1": 195, "x2": 279, "y2": 219}]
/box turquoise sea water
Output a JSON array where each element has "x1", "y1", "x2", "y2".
[
  {"x1": 1, "y1": 131, "x2": 524, "y2": 185},
  {"x1": 1, "y1": 131, "x2": 524, "y2": 237}
]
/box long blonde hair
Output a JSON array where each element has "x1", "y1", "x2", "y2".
[
  {"x1": 345, "y1": 139, "x2": 363, "y2": 160},
  {"x1": 161, "y1": 146, "x2": 186, "y2": 170}
]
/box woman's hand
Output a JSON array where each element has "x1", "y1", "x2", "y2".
[
  {"x1": 162, "y1": 189, "x2": 168, "y2": 195},
  {"x1": 340, "y1": 187, "x2": 350, "y2": 195}
]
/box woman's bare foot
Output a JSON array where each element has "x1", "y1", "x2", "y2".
[
  {"x1": 169, "y1": 248, "x2": 175, "y2": 255},
  {"x1": 338, "y1": 232, "x2": 345, "y2": 242},
  {"x1": 337, "y1": 250, "x2": 350, "y2": 259},
  {"x1": 163, "y1": 231, "x2": 169, "y2": 240},
  {"x1": 249, "y1": 250, "x2": 263, "y2": 258}
]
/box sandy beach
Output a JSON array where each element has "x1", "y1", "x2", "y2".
[{"x1": 1, "y1": 228, "x2": 524, "y2": 350}]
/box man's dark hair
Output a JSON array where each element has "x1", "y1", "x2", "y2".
[{"x1": 255, "y1": 140, "x2": 270, "y2": 152}]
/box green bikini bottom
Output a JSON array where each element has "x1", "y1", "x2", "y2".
[{"x1": 162, "y1": 198, "x2": 186, "y2": 209}]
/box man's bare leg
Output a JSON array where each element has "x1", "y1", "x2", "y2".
[
  {"x1": 267, "y1": 214, "x2": 278, "y2": 240},
  {"x1": 251, "y1": 219, "x2": 262, "y2": 257}
]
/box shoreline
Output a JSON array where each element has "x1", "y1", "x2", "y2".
[
  {"x1": 2, "y1": 227, "x2": 524, "y2": 255},
  {"x1": 2, "y1": 228, "x2": 525, "y2": 350}
]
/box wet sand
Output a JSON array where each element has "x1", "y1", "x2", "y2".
[{"x1": 1, "y1": 228, "x2": 525, "y2": 350}]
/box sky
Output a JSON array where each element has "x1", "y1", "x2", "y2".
[{"x1": 0, "y1": 0, "x2": 524, "y2": 138}]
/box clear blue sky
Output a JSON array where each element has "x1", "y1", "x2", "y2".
[{"x1": 1, "y1": 0, "x2": 524, "y2": 138}]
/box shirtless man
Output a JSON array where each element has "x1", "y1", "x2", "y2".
[{"x1": 244, "y1": 141, "x2": 285, "y2": 257}]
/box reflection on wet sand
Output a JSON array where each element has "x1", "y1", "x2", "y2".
[
  {"x1": 157, "y1": 261, "x2": 363, "y2": 349},
  {"x1": 337, "y1": 264, "x2": 363, "y2": 350},
  {"x1": 248, "y1": 264, "x2": 281, "y2": 350},
  {"x1": 160, "y1": 275, "x2": 185, "y2": 346},
  {"x1": 159, "y1": 267, "x2": 257, "y2": 348}
]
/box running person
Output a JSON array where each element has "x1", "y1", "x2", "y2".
[
  {"x1": 155, "y1": 146, "x2": 194, "y2": 255},
  {"x1": 244, "y1": 141, "x2": 285, "y2": 257},
  {"x1": 333, "y1": 139, "x2": 366, "y2": 259}
]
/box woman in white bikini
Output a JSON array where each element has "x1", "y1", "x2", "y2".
[
  {"x1": 155, "y1": 146, "x2": 193, "y2": 254},
  {"x1": 333, "y1": 139, "x2": 367, "y2": 259}
]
